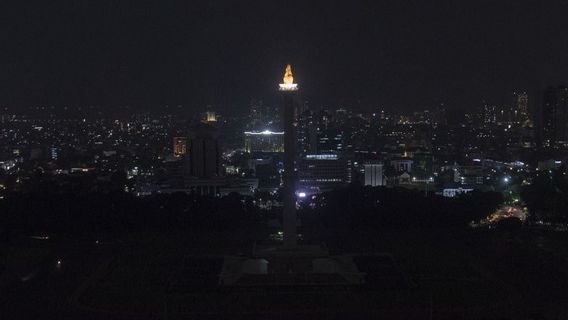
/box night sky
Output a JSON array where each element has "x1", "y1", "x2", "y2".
[{"x1": 2, "y1": 1, "x2": 568, "y2": 113}]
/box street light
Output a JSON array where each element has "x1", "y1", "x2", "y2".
[
  {"x1": 425, "y1": 177, "x2": 433, "y2": 197},
  {"x1": 503, "y1": 176, "x2": 513, "y2": 204}
]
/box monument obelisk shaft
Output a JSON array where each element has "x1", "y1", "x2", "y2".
[{"x1": 279, "y1": 65, "x2": 298, "y2": 247}]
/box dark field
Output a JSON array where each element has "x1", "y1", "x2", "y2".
[{"x1": 2, "y1": 227, "x2": 568, "y2": 319}]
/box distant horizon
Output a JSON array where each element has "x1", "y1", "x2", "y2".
[
  {"x1": 0, "y1": 85, "x2": 557, "y2": 117},
  {"x1": 2, "y1": 1, "x2": 568, "y2": 113}
]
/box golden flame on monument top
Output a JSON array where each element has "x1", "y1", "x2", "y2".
[
  {"x1": 283, "y1": 64, "x2": 294, "y2": 84},
  {"x1": 279, "y1": 64, "x2": 298, "y2": 91}
]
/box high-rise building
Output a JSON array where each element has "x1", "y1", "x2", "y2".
[
  {"x1": 201, "y1": 105, "x2": 218, "y2": 124},
  {"x1": 539, "y1": 86, "x2": 568, "y2": 147},
  {"x1": 244, "y1": 130, "x2": 285, "y2": 153},
  {"x1": 483, "y1": 102, "x2": 497, "y2": 127},
  {"x1": 364, "y1": 163, "x2": 385, "y2": 187},
  {"x1": 50, "y1": 146, "x2": 58, "y2": 161},
  {"x1": 298, "y1": 154, "x2": 352, "y2": 194},
  {"x1": 318, "y1": 128, "x2": 344, "y2": 154},
  {"x1": 187, "y1": 123, "x2": 221, "y2": 178},
  {"x1": 515, "y1": 92, "x2": 529, "y2": 114},
  {"x1": 173, "y1": 137, "x2": 187, "y2": 156},
  {"x1": 248, "y1": 99, "x2": 279, "y2": 130},
  {"x1": 249, "y1": 98, "x2": 264, "y2": 129},
  {"x1": 204, "y1": 111, "x2": 217, "y2": 123},
  {"x1": 390, "y1": 158, "x2": 413, "y2": 173},
  {"x1": 296, "y1": 110, "x2": 318, "y2": 155},
  {"x1": 513, "y1": 91, "x2": 531, "y2": 126}
]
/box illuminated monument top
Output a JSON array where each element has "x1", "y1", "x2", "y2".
[{"x1": 278, "y1": 64, "x2": 298, "y2": 91}]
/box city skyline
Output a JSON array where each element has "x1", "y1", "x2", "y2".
[{"x1": 3, "y1": 3, "x2": 568, "y2": 318}]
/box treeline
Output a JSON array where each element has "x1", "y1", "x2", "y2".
[
  {"x1": 0, "y1": 182, "x2": 505, "y2": 240},
  {"x1": 0, "y1": 190, "x2": 262, "y2": 239},
  {"x1": 301, "y1": 186, "x2": 503, "y2": 230},
  {"x1": 521, "y1": 169, "x2": 568, "y2": 223}
]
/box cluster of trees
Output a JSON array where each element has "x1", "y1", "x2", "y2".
[
  {"x1": 301, "y1": 185, "x2": 503, "y2": 230},
  {"x1": 521, "y1": 169, "x2": 568, "y2": 223},
  {"x1": 1, "y1": 175, "x2": 507, "y2": 241},
  {"x1": 0, "y1": 181, "x2": 263, "y2": 240}
]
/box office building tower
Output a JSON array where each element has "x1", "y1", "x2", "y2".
[
  {"x1": 204, "y1": 111, "x2": 217, "y2": 123},
  {"x1": 539, "y1": 86, "x2": 568, "y2": 147},
  {"x1": 244, "y1": 130, "x2": 285, "y2": 153},
  {"x1": 483, "y1": 102, "x2": 497, "y2": 126},
  {"x1": 187, "y1": 123, "x2": 221, "y2": 178},
  {"x1": 318, "y1": 129, "x2": 344, "y2": 154},
  {"x1": 513, "y1": 91, "x2": 531, "y2": 126},
  {"x1": 173, "y1": 137, "x2": 187, "y2": 156},
  {"x1": 296, "y1": 110, "x2": 318, "y2": 155},
  {"x1": 364, "y1": 163, "x2": 385, "y2": 187},
  {"x1": 298, "y1": 154, "x2": 352, "y2": 194}
]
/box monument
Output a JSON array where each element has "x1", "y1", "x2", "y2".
[
  {"x1": 279, "y1": 64, "x2": 299, "y2": 247},
  {"x1": 218, "y1": 64, "x2": 369, "y2": 287}
]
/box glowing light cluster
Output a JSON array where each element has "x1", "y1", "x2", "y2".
[{"x1": 244, "y1": 130, "x2": 284, "y2": 135}]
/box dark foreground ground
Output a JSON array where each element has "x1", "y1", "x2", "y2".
[{"x1": 1, "y1": 227, "x2": 568, "y2": 319}]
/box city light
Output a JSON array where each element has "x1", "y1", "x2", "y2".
[
  {"x1": 1, "y1": 3, "x2": 567, "y2": 317},
  {"x1": 244, "y1": 130, "x2": 284, "y2": 135},
  {"x1": 278, "y1": 83, "x2": 298, "y2": 91},
  {"x1": 305, "y1": 154, "x2": 338, "y2": 160}
]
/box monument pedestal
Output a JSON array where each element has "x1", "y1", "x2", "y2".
[
  {"x1": 220, "y1": 243, "x2": 365, "y2": 286},
  {"x1": 252, "y1": 243, "x2": 329, "y2": 258}
]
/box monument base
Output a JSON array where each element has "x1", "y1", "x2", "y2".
[
  {"x1": 219, "y1": 243, "x2": 366, "y2": 286},
  {"x1": 252, "y1": 243, "x2": 329, "y2": 257}
]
